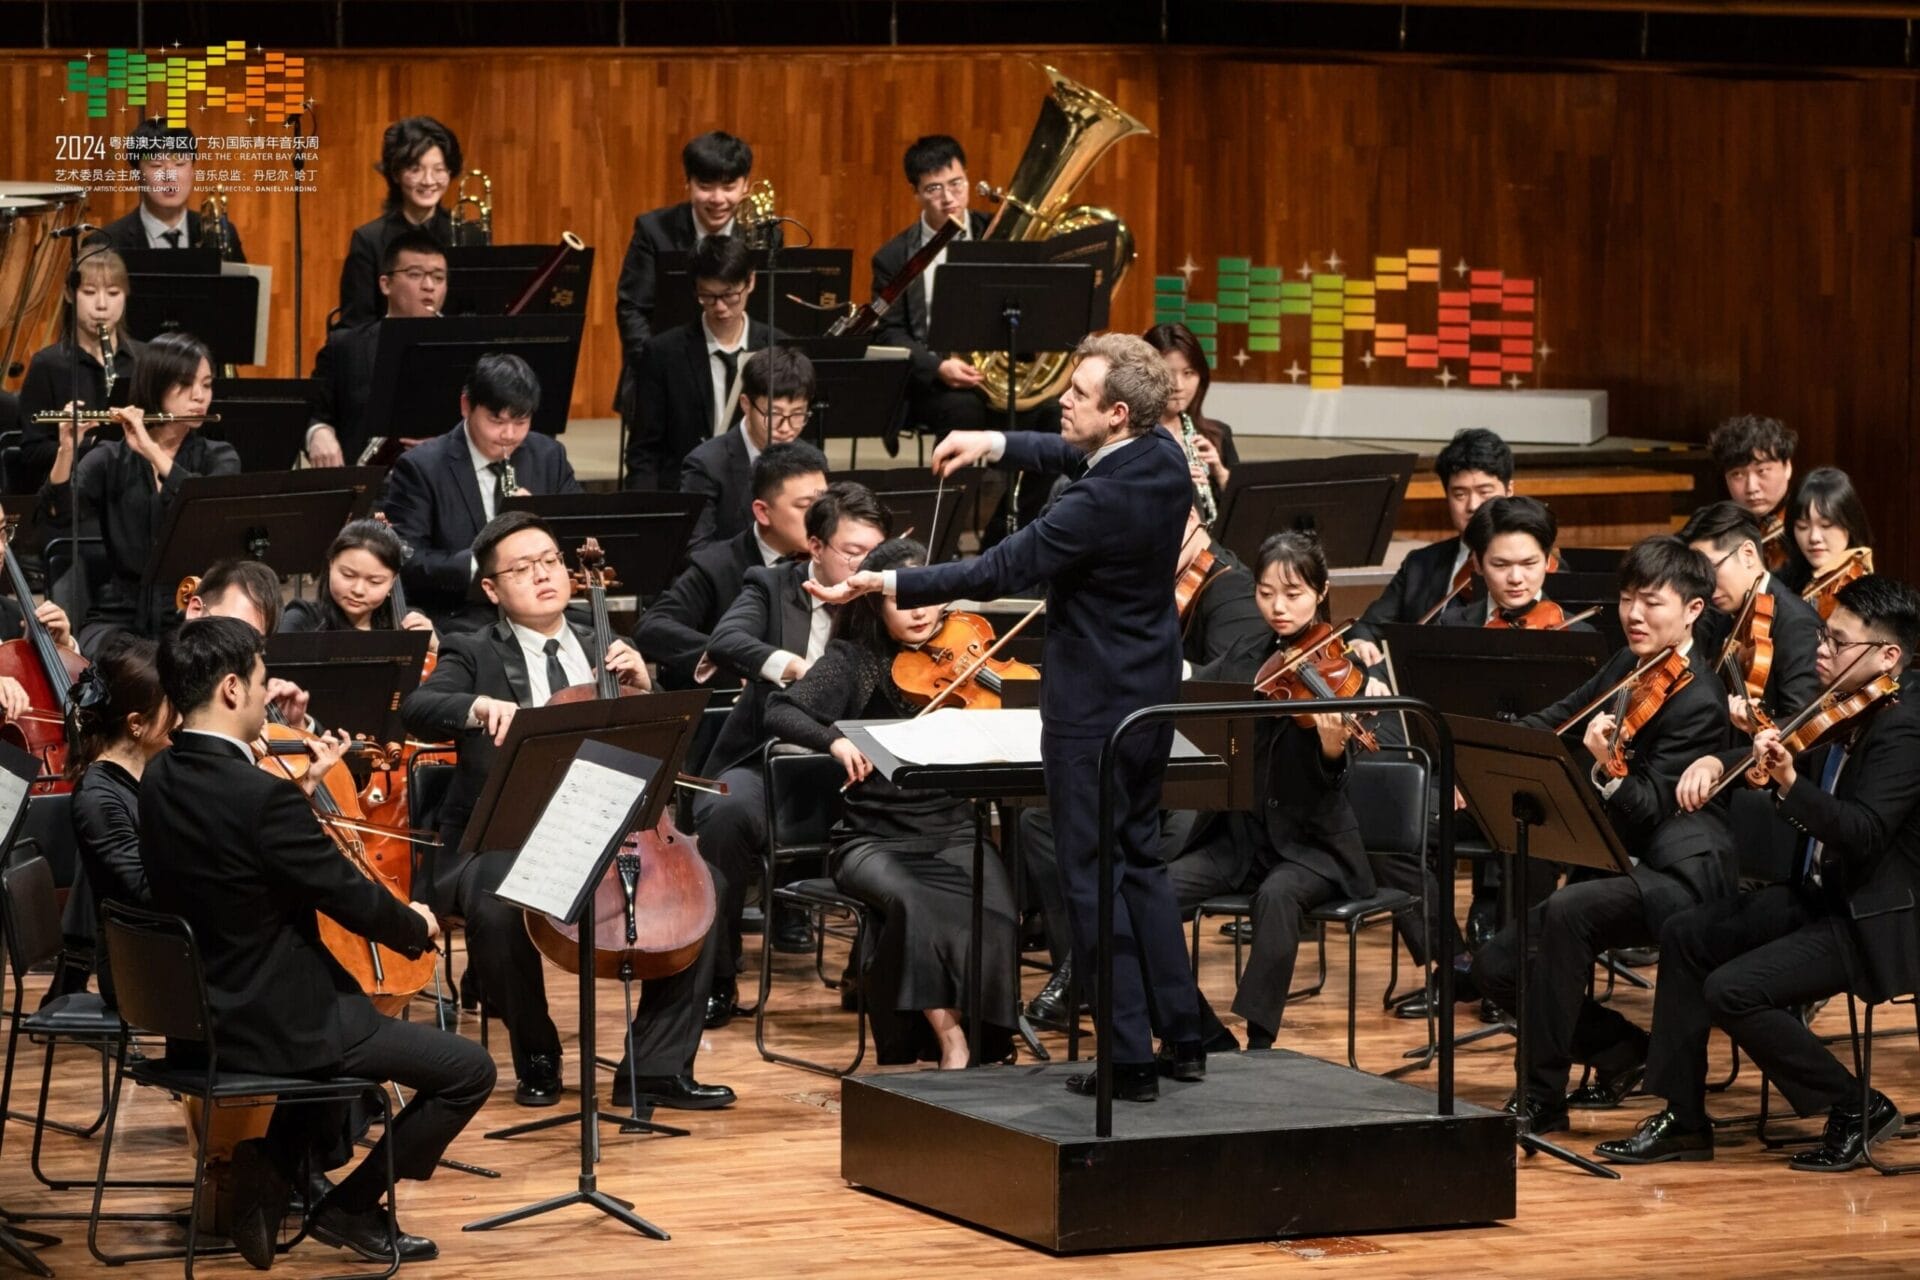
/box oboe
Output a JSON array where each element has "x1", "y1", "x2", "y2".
[
  {"x1": 98, "y1": 323, "x2": 117, "y2": 399},
  {"x1": 1180, "y1": 413, "x2": 1219, "y2": 525}
]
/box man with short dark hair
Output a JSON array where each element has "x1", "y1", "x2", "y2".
[
  {"x1": 679, "y1": 345, "x2": 815, "y2": 552},
  {"x1": 142, "y1": 617, "x2": 488, "y2": 1267},
  {"x1": 101, "y1": 120, "x2": 247, "y2": 258},
  {"x1": 384, "y1": 352, "x2": 581, "y2": 632},
  {"x1": 1707, "y1": 414, "x2": 1798, "y2": 569},
  {"x1": 1680, "y1": 499, "x2": 1823, "y2": 734},
  {"x1": 624, "y1": 235, "x2": 780, "y2": 491},
  {"x1": 304, "y1": 228, "x2": 448, "y2": 467},
  {"x1": 1440, "y1": 495, "x2": 1589, "y2": 631}
]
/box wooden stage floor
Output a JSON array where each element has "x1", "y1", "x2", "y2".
[{"x1": 8, "y1": 888, "x2": 1920, "y2": 1278}]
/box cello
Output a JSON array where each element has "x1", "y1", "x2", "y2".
[
  {"x1": 523, "y1": 539, "x2": 718, "y2": 982},
  {"x1": 0, "y1": 517, "x2": 89, "y2": 792}
]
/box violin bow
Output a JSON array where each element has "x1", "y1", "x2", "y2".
[
  {"x1": 1698, "y1": 644, "x2": 1878, "y2": 806},
  {"x1": 913, "y1": 600, "x2": 1045, "y2": 719},
  {"x1": 926, "y1": 472, "x2": 948, "y2": 563}
]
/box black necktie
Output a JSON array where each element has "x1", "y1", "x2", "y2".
[
  {"x1": 714, "y1": 348, "x2": 740, "y2": 428},
  {"x1": 544, "y1": 637, "x2": 570, "y2": 699},
  {"x1": 161, "y1": 229, "x2": 182, "y2": 248},
  {"x1": 486, "y1": 460, "x2": 509, "y2": 504}
]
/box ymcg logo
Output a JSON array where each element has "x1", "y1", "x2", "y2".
[{"x1": 64, "y1": 43, "x2": 306, "y2": 125}]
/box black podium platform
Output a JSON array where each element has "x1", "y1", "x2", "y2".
[{"x1": 841, "y1": 1051, "x2": 1515, "y2": 1253}]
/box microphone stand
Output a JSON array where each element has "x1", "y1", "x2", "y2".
[
  {"x1": 288, "y1": 101, "x2": 314, "y2": 376},
  {"x1": 58, "y1": 232, "x2": 110, "y2": 630}
]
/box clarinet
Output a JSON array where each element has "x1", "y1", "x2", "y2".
[
  {"x1": 98, "y1": 323, "x2": 117, "y2": 400},
  {"x1": 1181, "y1": 413, "x2": 1219, "y2": 525}
]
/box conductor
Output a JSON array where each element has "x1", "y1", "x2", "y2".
[{"x1": 805, "y1": 332, "x2": 1204, "y2": 1101}]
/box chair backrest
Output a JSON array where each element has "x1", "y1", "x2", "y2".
[
  {"x1": 406, "y1": 758, "x2": 458, "y2": 835},
  {"x1": 1350, "y1": 750, "x2": 1430, "y2": 858},
  {"x1": 0, "y1": 855, "x2": 63, "y2": 976},
  {"x1": 100, "y1": 902, "x2": 212, "y2": 1046},
  {"x1": 12, "y1": 793, "x2": 77, "y2": 887},
  {"x1": 684, "y1": 701, "x2": 735, "y2": 779},
  {"x1": 763, "y1": 743, "x2": 847, "y2": 860}
]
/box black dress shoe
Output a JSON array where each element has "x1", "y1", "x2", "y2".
[
  {"x1": 1393, "y1": 970, "x2": 1482, "y2": 1020},
  {"x1": 514, "y1": 1054, "x2": 563, "y2": 1107},
  {"x1": 1567, "y1": 1062, "x2": 1645, "y2": 1110},
  {"x1": 1155, "y1": 1039, "x2": 1207, "y2": 1082},
  {"x1": 458, "y1": 965, "x2": 481, "y2": 1013},
  {"x1": 611, "y1": 1072, "x2": 736, "y2": 1111},
  {"x1": 1219, "y1": 919, "x2": 1253, "y2": 943},
  {"x1": 227, "y1": 1138, "x2": 290, "y2": 1270},
  {"x1": 704, "y1": 981, "x2": 738, "y2": 1030},
  {"x1": 1790, "y1": 1092, "x2": 1903, "y2": 1172},
  {"x1": 771, "y1": 905, "x2": 815, "y2": 954},
  {"x1": 1065, "y1": 1063, "x2": 1158, "y2": 1102},
  {"x1": 1466, "y1": 899, "x2": 1499, "y2": 951},
  {"x1": 287, "y1": 1166, "x2": 334, "y2": 1221},
  {"x1": 1024, "y1": 960, "x2": 1081, "y2": 1028},
  {"x1": 1505, "y1": 1092, "x2": 1571, "y2": 1136},
  {"x1": 1594, "y1": 1108, "x2": 1715, "y2": 1164},
  {"x1": 309, "y1": 1199, "x2": 438, "y2": 1263}
]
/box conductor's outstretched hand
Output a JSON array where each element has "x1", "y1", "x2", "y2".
[
  {"x1": 928, "y1": 430, "x2": 999, "y2": 479},
  {"x1": 804, "y1": 570, "x2": 886, "y2": 606}
]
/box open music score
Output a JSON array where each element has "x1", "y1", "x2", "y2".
[
  {"x1": 494, "y1": 752, "x2": 649, "y2": 920},
  {"x1": 865, "y1": 707, "x2": 1046, "y2": 766}
]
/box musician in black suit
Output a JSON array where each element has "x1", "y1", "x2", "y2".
[
  {"x1": 1472, "y1": 537, "x2": 1737, "y2": 1133},
  {"x1": 383, "y1": 353, "x2": 581, "y2": 633},
  {"x1": 812, "y1": 333, "x2": 1205, "y2": 1100},
  {"x1": 634, "y1": 441, "x2": 827, "y2": 690},
  {"x1": 303, "y1": 230, "x2": 447, "y2": 469},
  {"x1": 614, "y1": 132, "x2": 776, "y2": 420},
  {"x1": 142, "y1": 618, "x2": 490, "y2": 1267},
  {"x1": 1708, "y1": 413, "x2": 1797, "y2": 570},
  {"x1": 692, "y1": 484, "x2": 891, "y2": 1019},
  {"x1": 400, "y1": 512, "x2": 734, "y2": 1113},
  {"x1": 99, "y1": 121, "x2": 246, "y2": 259},
  {"x1": 338, "y1": 116, "x2": 460, "y2": 327},
  {"x1": 624, "y1": 235, "x2": 779, "y2": 491},
  {"x1": 1602, "y1": 575, "x2": 1920, "y2": 1169},
  {"x1": 1347, "y1": 427, "x2": 1516, "y2": 670},
  {"x1": 681, "y1": 346, "x2": 814, "y2": 552},
  {"x1": 1434, "y1": 497, "x2": 1595, "y2": 632}
]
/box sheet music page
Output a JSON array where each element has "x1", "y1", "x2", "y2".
[
  {"x1": 494, "y1": 758, "x2": 645, "y2": 917},
  {"x1": 0, "y1": 767, "x2": 28, "y2": 849},
  {"x1": 867, "y1": 708, "x2": 1045, "y2": 766}
]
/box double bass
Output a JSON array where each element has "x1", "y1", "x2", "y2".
[
  {"x1": 0, "y1": 518, "x2": 88, "y2": 792},
  {"x1": 523, "y1": 540, "x2": 717, "y2": 982}
]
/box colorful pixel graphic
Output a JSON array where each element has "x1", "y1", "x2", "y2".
[
  {"x1": 1154, "y1": 250, "x2": 1540, "y2": 390},
  {"x1": 64, "y1": 44, "x2": 306, "y2": 125}
]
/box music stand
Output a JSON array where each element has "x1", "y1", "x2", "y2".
[
  {"x1": 840, "y1": 468, "x2": 974, "y2": 565},
  {"x1": 442, "y1": 244, "x2": 596, "y2": 317},
  {"x1": 462, "y1": 692, "x2": 707, "y2": 1240},
  {"x1": 141, "y1": 469, "x2": 381, "y2": 633},
  {"x1": 500, "y1": 492, "x2": 704, "y2": 596},
  {"x1": 926, "y1": 261, "x2": 1096, "y2": 444},
  {"x1": 1544, "y1": 572, "x2": 1627, "y2": 650},
  {"x1": 1216, "y1": 454, "x2": 1417, "y2": 570},
  {"x1": 208, "y1": 377, "x2": 317, "y2": 472},
  {"x1": 786, "y1": 337, "x2": 913, "y2": 464},
  {"x1": 1448, "y1": 713, "x2": 1632, "y2": 1181},
  {"x1": 1380, "y1": 623, "x2": 1610, "y2": 723},
  {"x1": 121, "y1": 250, "x2": 260, "y2": 368},
  {"x1": 263, "y1": 630, "x2": 430, "y2": 743},
  {"x1": 360, "y1": 315, "x2": 584, "y2": 463},
  {"x1": 653, "y1": 248, "x2": 852, "y2": 336}
]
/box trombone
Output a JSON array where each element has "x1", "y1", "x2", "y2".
[{"x1": 451, "y1": 170, "x2": 492, "y2": 246}]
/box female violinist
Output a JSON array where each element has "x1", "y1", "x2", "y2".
[
  {"x1": 1471, "y1": 536, "x2": 1735, "y2": 1129},
  {"x1": 279, "y1": 519, "x2": 440, "y2": 650},
  {"x1": 762, "y1": 537, "x2": 1018, "y2": 1069},
  {"x1": 1780, "y1": 467, "x2": 1874, "y2": 619},
  {"x1": 1436, "y1": 497, "x2": 1594, "y2": 632}
]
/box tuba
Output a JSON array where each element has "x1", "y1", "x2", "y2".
[
  {"x1": 740, "y1": 179, "x2": 778, "y2": 250},
  {"x1": 972, "y1": 66, "x2": 1151, "y2": 413},
  {"x1": 451, "y1": 170, "x2": 492, "y2": 246}
]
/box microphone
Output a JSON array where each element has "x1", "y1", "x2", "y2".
[{"x1": 53, "y1": 222, "x2": 99, "y2": 239}]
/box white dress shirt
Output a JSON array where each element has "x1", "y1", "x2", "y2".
[
  {"x1": 509, "y1": 619, "x2": 593, "y2": 706},
  {"x1": 139, "y1": 204, "x2": 191, "y2": 248},
  {"x1": 703, "y1": 315, "x2": 750, "y2": 439},
  {"x1": 919, "y1": 213, "x2": 971, "y2": 318},
  {"x1": 753, "y1": 525, "x2": 786, "y2": 567},
  {"x1": 465, "y1": 421, "x2": 506, "y2": 523},
  {"x1": 761, "y1": 562, "x2": 834, "y2": 686}
]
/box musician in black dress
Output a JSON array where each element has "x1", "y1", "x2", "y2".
[
  {"x1": 279, "y1": 520, "x2": 438, "y2": 652},
  {"x1": 16, "y1": 246, "x2": 140, "y2": 492},
  {"x1": 1780, "y1": 466, "x2": 1873, "y2": 597},
  {"x1": 338, "y1": 116, "x2": 461, "y2": 327},
  {"x1": 762, "y1": 537, "x2": 1018, "y2": 1068},
  {"x1": 1144, "y1": 323, "x2": 1238, "y2": 524}
]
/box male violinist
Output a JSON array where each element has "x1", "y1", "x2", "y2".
[
  {"x1": 400, "y1": 511, "x2": 734, "y2": 1113},
  {"x1": 1470, "y1": 536, "x2": 1735, "y2": 1132},
  {"x1": 141, "y1": 617, "x2": 491, "y2": 1268},
  {"x1": 1707, "y1": 414, "x2": 1798, "y2": 571},
  {"x1": 1436, "y1": 496, "x2": 1592, "y2": 632},
  {"x1": 1602, "y1": 575, "x2": 1920, "y2": 1169}
]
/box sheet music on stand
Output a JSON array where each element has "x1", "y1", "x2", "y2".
[
  {"x1": 0, "y1": 740, "x2": 40, "y2": 853},
  {"x1": 493, "y1": 740, "x2": 655, "y2": 924},
  {"x1": 866, "y1": 707, "x2": 1045, "y2": 767}
]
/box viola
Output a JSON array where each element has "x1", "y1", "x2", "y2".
[
  {"x1": 1250, "y1": 620, "x2": 1381, "y2": 752},
  {"x1": 1717, "y1": 578, "x2": 1778, "y2": 725},
  {"x1": 1593, "y1": 646, "x2": 1693, "y2": 778},
  {"x1": 893, "y1": 610, "x2": 1041, "y2": 712},
  {"x1": 1175, "y1": 545, "x2": 1219, "y2": 626},
  {"x1": 0, "y1": 520, "x2": 88, "y2": 793},
  {"x1": 1802, "y1": 547, "x2": 1873, "y2": 621},
  {"x1": 1707, "y1": 668, "x2": 1899, "y2": 804},
  {"x1": 523, "y1": 539, "x2": 718, "y2": 984}
]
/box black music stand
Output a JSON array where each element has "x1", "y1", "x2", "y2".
[
  {"x1": 500, "y1": 492, "x2": 705, "y2": 595},
  {"x1": 1545, "y1": 572, "x2": 1627, "y2": 650},
  {"x1": 1216, "y1": 454, "x2": 1417, "y2": 570},
  {"x1": 1448, "y1": 713, "x2": 1632, "y2": 1181},
  {"x1": 840, "y1": 468, "x2": 975, "y2": 565},
  {"x1": 786, "y1": 338, "x2": 914, "y2": 464},
  {"x1": 121, "y1": 249, "x2": 260, "y2": 368},
  {"x1": 442, "y1": 244, "x2": 597, "y2": 317},
  {"x1": 462, "y1": 692, "x2": 707, "y2": 1240},
  {"x1": 263, "y1": 630, "x2": 430, "y2": 743},
  {"x1": 1554, "y1": 546, "x2": 1624, "y2": 574},
  {"x1": 141, "y1": 469, "x2": 381, "y2": 633},
  {"x1": 654, "y1": 248, "x2": 852, "y2": 337},
  {"x1": 927, "y1": 261, "x2": 1096, "y2": 445},
  {"x1": 1381, "y1": 623, "x2": 1610, "y2": 724},
  {"x1": 208, "y1": 378, "x2": 318, "y2": 472},
  {"x1": 360, "y1": 315, "x2": 584, "y2": 463}
]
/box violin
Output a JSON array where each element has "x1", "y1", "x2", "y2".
[
  {"x1": 1250, "y1": 619, "x2": 1381, "y2": 752},
  {"x1": 1416, "y1": 560, "x2": 1476, "y2": 626},
  {"x1": 0, "y1": 519, "x2": 88, "y2": 793},
  {"x1": 893, "y1": 610, "x2": 1041, "y2": 712},
  {"x1": 1484, "y1": 598, "x2": 1602, "y2": 632},
  {"x1": 1592, "y1": 646, "x2": 1693, "y2": 779},
  {"x1": 1717, "y1": 578, "x2": 1777, "y2": 724},
  {"x1": 1175, "y1": 545, "x2": 1219, "y2": 626},
  {"x1": 1759, "y1": 508, "x2": 1789, "y2": 571},
  {"x1": 523, "y1": 539, "x2": 718, "y2": 984},
  {"x1": 1707, "y1": 668, "x2": 1899, "y2": 803},
  {"x1": 1802, "y1": 547, "x2": 1873, "y2": 621}
]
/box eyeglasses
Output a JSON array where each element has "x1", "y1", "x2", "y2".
[
  {"x1": 489, "y1": 552, "x2": 566, "y2": 585},
  {"x1": 696, "y1": 288, "x2": 746, "y2": 308},
  {"x1": 1816, "y1": 625, "x2": 1880, "y2": 654},
  {"x1": 819, "y1": 541, "x2": 875, "y2": 568},
  {"x1": 389, "y1": 267, "x2": 447, "y2": 285},
  {"x1": 918, "y1": 177, "x2": 970, "y2": 199},
  {"x1": 403, "y1": 164, "x2": 451, "y2": 182},
  {"x1": 755, "y1": 400, "x2": 811, "y2": 429}
]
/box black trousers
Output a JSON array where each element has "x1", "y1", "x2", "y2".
[
  {"x1": 1367, "y1": 848, "x2": 1467, "y2": 971},
  {"x1": 452, "y1": 847, "x2": 725, "y2": 1081},
  {"x1": 262, "y1": 1011, "x2": 495, "y2": 1207},
  {"x1": 1043, "y1": 727, "x2": 1201, "y2": 1064},
  {"x1": 690, "y1": 766, "x2": 769, "y2": 977},
  {"x1": 1018, "y1": 806, "x2": 1202, "y2": 968},
  {"x1": 1635, "y1": 886, "x2": 1827, "y2": 1128}
]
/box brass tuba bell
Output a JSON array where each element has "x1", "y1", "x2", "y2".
[
  {"x1": 740, "y1": 179, "x2": 779, "y2": 250},
  {"x1": 451, "y1": 169, "x2": 492, "y2": 246},
  {"x1": 972, "y1": 65, "x2": 1151, "y2": 413}
]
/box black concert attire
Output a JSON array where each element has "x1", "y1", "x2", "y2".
[
  {"x1": 622, "y1": 317, "x2": 778, "y2": 492},
  {"x1": 763, "y1": 637, "x2": 1018, "y2": 1063},
  {"x1": 338, "y1": 207, "x2": 452, "y2": 328},
  {"x1": 68, "y1": 759, "x2": 149, "y2": 1007},
  {"x1": 1350, "y1": 536, "x2": 1469, "y2": 647},
  {"x1": 15, "y1": 337, "x2": 142, "y2": 493},
  {"x1": 1433, "y1": 593, "x2": 1597, "y2": 632},
  {"x1": 1470, "y1": 643, "x2": 1736, "y2": 1107},
  {"x1": 139, "y1": 731, "x2": 492, "y2": 1209},
  {"x1": 279, "y1": 595, "x2": 404, "y2": 635},
  {"x1": 679, "y1": 425, "x2": 755, "y2": 553},
  {"x1": 305, "y1": 320, "x2": 384, "y2": 466},
  {"x1": 99, "y1": 208, "x2": 246, "y2": 260},
  {"x1": 632, "y1": 525, "x2": 769, "y2": 691},
  {"x1": 1161, "y1": 416, "x2": 1240, "y2": 524},
  {"x1": 399, "y1": 622, "x2": 720, "y2": 1086}
]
